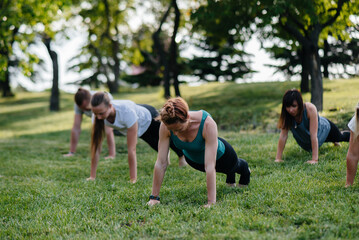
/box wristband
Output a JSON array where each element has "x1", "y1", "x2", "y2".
[{"x1": 149, "y1": 195, "x2": 160, "y2": 201}]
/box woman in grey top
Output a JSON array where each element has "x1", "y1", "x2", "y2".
[
  {"x1": 275, "y1": 89, "x2": 349, "y2": 164},
  {"x1": 63, "y1": 88, "x2": 116, "y2": 159},
  {"x1": 88, "y1": 92, "x2": 186, "y2": 183}
]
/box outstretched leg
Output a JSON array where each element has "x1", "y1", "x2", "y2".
[{"x1": 325, "y1": 119, "x2": 350, "y2": 143}]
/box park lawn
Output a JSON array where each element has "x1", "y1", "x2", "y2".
[{"x1": 0, "y1": 78, "x2": 359, "y2": 239}]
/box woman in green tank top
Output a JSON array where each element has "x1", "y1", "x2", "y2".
[{"x1": 147, "y1": 97, "x2": 250, "y2": 208}]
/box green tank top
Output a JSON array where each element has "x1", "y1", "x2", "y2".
[{"x1": 170, "y1": 110, "x2": 225, "y2": 164}]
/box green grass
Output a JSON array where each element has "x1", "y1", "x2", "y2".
[{"x1": 1, "y1": 79, "x2": 359, "y2": 239}]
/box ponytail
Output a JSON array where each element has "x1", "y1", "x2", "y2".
[
  {"x1": 91, "y1": 117, "x2": 105, "y2": 158},
  {"x1": 90, "y1": 92, "x2": 110, "y2": 157}
]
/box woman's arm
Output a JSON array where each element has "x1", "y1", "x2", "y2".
[
  {"x1": 275, "y1": 128, "x2": 289, "y2": 162},
  {"x1": 127, "y1": 122, "x2": 138, "y2": 183},
  {"x1": 346, "y1": 131, "x2": 359, "y2": 186},
  {"x1": 306, "y1": 103, "x2": 319, "y2": 164},
  {"x1": 203, "y1": 118, "x2": 218, "y2": 207},
  {"x1": 148, "y1": 123, "x2": 171, "y2": 206},
  {"x1": 64, "y1": 114, "x2": 83, "y2": 156},
  {"x1": 104, "y1": 125, "x2": 116, "y2": 159}
]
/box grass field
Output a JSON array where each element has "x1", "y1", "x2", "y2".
[{"x1": 1, "y1": 79, "x2": 359, "y2": 239}]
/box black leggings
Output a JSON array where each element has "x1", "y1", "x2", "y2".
[
  {"x1": 138, "y1": 104, "x2": 183, "y2": 157},
  {"x1": 325, "y1": 119, "x2": 350, "y2": 143},
  {"x1": 183, "y1": 138, "x2": 250, "y2": 185}
]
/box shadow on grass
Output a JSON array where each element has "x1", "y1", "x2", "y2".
[{"x1": 0, "y1": 92, "x2": 75, "y2": 129}]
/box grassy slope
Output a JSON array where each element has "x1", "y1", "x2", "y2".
[{"x1": 0, "y1": 79, "x2": 359, "y2": 239}]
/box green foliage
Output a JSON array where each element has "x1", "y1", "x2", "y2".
[
  {"x1": 0, "y1": 0, "x2": 74, "y2": 95},
  {"x1": 256, "y1": 0, "x2": 359, "y2": 77},
  {"x1": 1, "y1": 79, "x2": 359, "y2": 238},
  {"x1": 122, "y1": 71, "x2": 162, "y2": 87},
  {"x1": 68, "y1": 0, "x2": 133, "y2": 92},
  {"x1": 188, "y1": 0, "x2": 256, "y2": 82}
]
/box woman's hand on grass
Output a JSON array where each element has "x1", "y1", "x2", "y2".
[
  {"x1": 63, "y1": 152, "x2": 75, "y2": 157},
  {"x1": 147, "y1": 199, "x2": 160, "y2": 206},
  {"x1": 203, "y1": 201, "x2": 216, "y2": 208},
  {"x1": 306, "y1": 159, "x2": 318, "y2": 164}
]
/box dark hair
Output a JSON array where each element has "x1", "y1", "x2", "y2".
[
  {"x1": 277, "y1": 89, "x2": 304, "y2": 130},
  {"x1": 74, "y1": 88, "x2": 91, "y2": 107},
  {"x1": 159, "y1": 97, "x2": 189, "y2": 125},
  {"x1": 90, "y1": 92, "x2": 111, "y2": 158}
]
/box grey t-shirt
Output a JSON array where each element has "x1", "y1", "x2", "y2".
[
  {"x1": 74, "y1": 91, "x2": 113, "y2": 118},
  {"x1": 104, "y1": 100, "x2": 152, "y2": 137}
]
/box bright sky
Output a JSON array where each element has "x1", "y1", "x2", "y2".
[
  {"x1": 14, "y1": 4, "x2": 285, "y2": 93},
  {"x1": 15, "y1": 33, "x2": 283, "y2": 93}
]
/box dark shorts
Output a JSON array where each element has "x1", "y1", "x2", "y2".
[{"x1": 184, "y1": 137, "x2": 250, "y2": 184}]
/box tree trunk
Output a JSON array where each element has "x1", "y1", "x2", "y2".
[
  {"x1": 102, "y1": 0, "x2": 119, "y2": 94},
  {"x1": 1, "y1": 27, "x2": 18, "y2": 97},
  {"x1": 170, "y1": 0, "x2": 181, "y2": 97},
  {"x1": 300, "y1": 46, "x2": 310, "y2": 93},
  {"x1": 309, "y1": 43, "x2": 323, "y2": 111},
  {"x1": 152, "y1": 3, "x2": 172, "y2": 98},
  {"x1": 108, "y1": 37, "x2": 120, "y2": 94},
  {"x1": 2, "y1": 58, "x2": 14, "y2": 97},
  {"x1": 43, "y1": 36, "x2": 60, "y2": 111},
  {"x1": 322, "y1": 40, "x2": 329, "y2": 78},
  {"x1": 163, "y1": 60, "x2": 171, "y2": 98}
]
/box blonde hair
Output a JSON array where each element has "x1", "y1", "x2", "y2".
[{"x1": 159, "y1": 97, "x2": 189, "y2": 125}]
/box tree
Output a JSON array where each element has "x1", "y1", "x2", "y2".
[
  {"x1": 0, "y1": 0, "x2": 74, "y2": 113},
  {"x1": 0, "y1": 0, "x2": 40, "y2": 97},
  {"x1": 189, "y1": 0, "x2": 256, "y2": 83},
  {"x1": 123, "y1": 0, "x2": 186, "y2": 98},
  {"x1": 43, "y1": 35, "x2": 60, "y2": 111},
  {"x1": 69, "y1": 0, "x2": 131, "y2": 94},
  {"x1": 38, "y1": 0, "x2": 78, "y2": 111},
  {"x1": 150, "y1": 0, "x2": 182, "y2": 98},
  {"x1": 256, "y1": 0, "x2": 358, "y2": 110}
]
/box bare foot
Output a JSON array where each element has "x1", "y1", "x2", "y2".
[
  {"x1": 275, "y1": 159, "x2": 284, "y2": 163},
  {"x1": 178, "y1": 156, "x2": 187, "y2": 167},
  {"x1": 105, "y1": 155, "x2": 115, "y2": 160},
  {"x1": 130, "y1": 178, "x2": 137, "y2": 184},
  {"x1": 226, "y1": 183, "x2": 236, "y2": 187}
]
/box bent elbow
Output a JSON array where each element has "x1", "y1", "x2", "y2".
[{"x1": 205, "y1": 164, "x2": 215, "y2": 173}]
